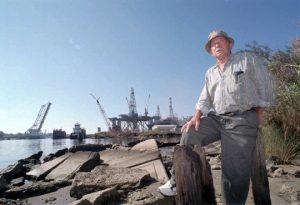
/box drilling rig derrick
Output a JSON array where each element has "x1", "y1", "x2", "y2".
[{"x1": 109, "y1": 88, "x2": 155, "y2": 132}]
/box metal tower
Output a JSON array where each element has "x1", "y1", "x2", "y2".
[
  {"x1": 169, "y1": 97, "x2": 175, "y2": 119},
  {"x1": 128, "y1": 87, "x2": 138, "y2": 117},
  {"x1": 109, "y1": 88, "x2": 155, "y2": 132},
  {"x1": 155, "y1": 105, "x2": 161, "y2": 117},
  {"x1": 26, "y1": 102, "x2": 51, "y2": 135},
  {"x1": 90, "y1": 94, "x2": 112, "y2": 131},
  {"x1": 144, "y1": 94, "x2": 150, "y2": 116}
]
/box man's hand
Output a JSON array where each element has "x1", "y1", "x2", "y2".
[{"x1": 181, "y1": 110, "x2": 203, "y2": 133}]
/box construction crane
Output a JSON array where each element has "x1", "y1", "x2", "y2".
[
  {"x1": 90, "y1": 94, "x2": 112, "y2": 131},
  {"x1": 25, "y1": 102, "x2": 51, "y2": 136}
]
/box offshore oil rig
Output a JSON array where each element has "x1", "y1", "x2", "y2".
[{"x1": 91, "y1": 88, "x2": 179, "y2": 132}]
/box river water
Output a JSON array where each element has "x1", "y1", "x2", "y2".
[{"x1": 0, "y1": 137, "x2": 137, "y2": 170}]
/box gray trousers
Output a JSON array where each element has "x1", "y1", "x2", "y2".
[{"x1": 170, "y1": 110, "x2": 259, "y2": 205}]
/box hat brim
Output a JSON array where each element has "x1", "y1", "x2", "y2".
[{"x1": 205, "y1": 36, "x2": 234, "y2": 54}]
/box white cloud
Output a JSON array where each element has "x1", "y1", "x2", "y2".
[{"x1": 68, "y1": 38, "x2": 81, "y2": 50}]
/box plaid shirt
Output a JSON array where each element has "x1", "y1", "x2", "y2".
[{"x1": 196, "y1": 51, "x2": 277, "y2": 115}]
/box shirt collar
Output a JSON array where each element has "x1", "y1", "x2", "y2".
[{"x1": 213, "y1": 53, "x2": 234, "y2": 70}]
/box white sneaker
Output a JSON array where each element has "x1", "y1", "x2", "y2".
[{"x1": 158, "y1": 180, "x2": 176, "y2": 196}]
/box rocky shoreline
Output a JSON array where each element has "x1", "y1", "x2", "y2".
[{"x1": 0, "y1": 137, "x2": 299, "y2": 205}]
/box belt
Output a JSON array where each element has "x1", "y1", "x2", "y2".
[{"x1": 220, "y1": 107, "x2": 256, "y2": 117}]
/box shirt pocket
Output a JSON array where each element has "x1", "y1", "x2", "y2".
[
  {"x1": 234, "y1": 71, "x2": 245, "y2": 84},
  {"x1": 227, "y1": 72, "x2": 245, "y2": 95}
]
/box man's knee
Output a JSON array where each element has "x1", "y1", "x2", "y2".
[{"x1": 180, "y1": 127, "x2": 201, "y2": 145}]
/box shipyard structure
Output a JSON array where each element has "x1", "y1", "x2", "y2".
[
  {"x1": 25, "y1": 102, "x2": 51, "y2": 137},
  {"x1": 91, "y1": 88, "x2": 180, "y2": 132}
]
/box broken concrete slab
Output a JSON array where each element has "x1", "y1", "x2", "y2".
[
  {"x1": 0, "y1": 163, "x2": 26, "y2": 192},
  {"x1": 10, "y1": 177, "x2": 24, "y2": 187},
  {"x1": 43, "y1": 148, "x2": 69, "y2": 162},
  {"x1": 132, "y1": 159, "x2": 169, "y2": 183},
  {"x1": 70, "y1": 187, "x2": 120, "y2": 205},
  {"x1": 0, "y1": 163, "x2": 26, "y2": 181},
  {"x1": 131, "y1": 139, "x2": 159, "y2": 152},
  {"x1": 22, "y1": 185, "x2": 76, "y2": 205},
  {"x1": 99, "y1": 140, "x2": 168, "y2": 183},
  {"x1": 68, "y1": 144, "x2": 107, "y2": 153},
  {"x1": 27, "y1": 152, "x2": 72, "y2": 180},
  {"x1": 100, "y1": 150, "x2": 160, "y2": 168},
  {"x1": 70, "y1": 165, "x2": 150, "y2": 199},
  {"x1": 45, "y1": 151, "x2": 99, "y2": 181},
  {"x1": 4, "y1": 179, "x2": 71, "y2": 199}
]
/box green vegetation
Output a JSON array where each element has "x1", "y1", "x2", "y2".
[{"x1": 244, "y1": 39, "x2": 300, "y2": 163}]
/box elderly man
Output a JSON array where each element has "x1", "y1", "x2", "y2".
[{"x1": 159, "y1": 30, "x2": 276, "y2": 204}]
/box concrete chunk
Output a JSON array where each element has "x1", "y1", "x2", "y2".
[
  {"x1": 131, "y1": 139, "x2": 159, "y2": 152},
  {"x1": 125, "y1": 181, "x2": 175, "y2": 205},
  {"x1": 70, "y1": 165, "x2": 150, "y2": 198},
  {"x1": 46, "y1": 152, "x2": 99, "y2": 181},
  {"x1": 100, "y1": 150, "x2": 160, "y2": 168},
  {"x1": 133, "y1": 159, "x2": 169, "y2": 183},
  {"x1": 69, "y1": 187, "x2": 120, "y2": 205},
  {"x1": 27, "y1": 153, "x2": 72, "y2": 180}
]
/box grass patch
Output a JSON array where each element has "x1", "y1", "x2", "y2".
[{"x1": 262, "y1": 125, "x2": 300, "y2": 164}]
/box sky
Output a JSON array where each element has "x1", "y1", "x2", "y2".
[{"x1": 0, "y1": 0, "x2": 299, "y2": 134}]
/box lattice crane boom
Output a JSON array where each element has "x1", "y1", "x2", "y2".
[
  {"x1": 90, "y1": 94, "x2": 112, "y2": 130},
  {"x1": 26, "y1": 102, "x2": 51, "y2": 134}
]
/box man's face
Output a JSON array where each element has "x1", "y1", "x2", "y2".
[{"x1": 210, "y1": 36, "x2": 233, "y2": 58}]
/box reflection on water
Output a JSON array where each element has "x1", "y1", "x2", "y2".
[{"x1": 0, "y1": 137, "x2": 137, "y2": 170}]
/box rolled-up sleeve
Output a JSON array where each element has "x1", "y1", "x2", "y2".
[
  {"x1": 195, "y1": 72, "x2": 212, "y2": 116},
  {"x1": 250, "y1": 53, "x2": 277, "y2": 107}
]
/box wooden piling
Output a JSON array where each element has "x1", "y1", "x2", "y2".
[
  {"x1": 193, "y1": 145, "x2": 216, "y2": 204},
  {"x1": 173, "y1": 145, "x2": 216, "y2": 205}
]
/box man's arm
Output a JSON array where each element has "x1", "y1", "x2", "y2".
[
  {"x1": 248, "y1": 53, "x2": 277, "y2": 124},
  {"x1": 182, "y1": 70, "x2": 212, "y2": 133},
  {"x1": 250, "y1": 53, "x2": 277, "y2": 107}
]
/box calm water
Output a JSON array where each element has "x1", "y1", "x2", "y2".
[{"x1": 0, "y1": 137, "x2": 136, "y2": 170}]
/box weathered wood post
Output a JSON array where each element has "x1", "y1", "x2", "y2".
[
  {"x1": 193, "y1": 145, "x2": 216, "y2": 204},
  {"x1": 251, "y1": 130, "x2": 271, "y2": 205},
  {"x1": 173, "y1": 145, "x2": 216, "y2": 205}
]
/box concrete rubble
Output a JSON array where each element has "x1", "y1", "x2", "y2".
[
  {"x1": 0, "y1": 139, "x2": 173, "y2": 205},
  {"x1": 0, "y1": 138, "x2": 299, "y2": 205},
  {"x1": 70, "y1": 166, "x2": 150, "y2": 198}
]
